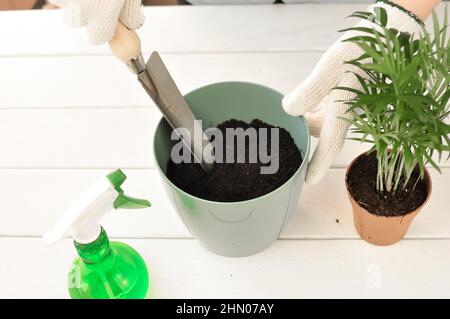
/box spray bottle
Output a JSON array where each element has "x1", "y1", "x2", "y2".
[{"x1": 43, "y1": 169, "x2": 151, "y2": 299}]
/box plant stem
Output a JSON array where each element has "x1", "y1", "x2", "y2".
[{"x1": 393, "y1": 153, "x2": 405, "y2": 192}]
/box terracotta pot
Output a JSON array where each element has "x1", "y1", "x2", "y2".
[{"x1": 345, "y1": 153, "x2": 432, "y2": 246}]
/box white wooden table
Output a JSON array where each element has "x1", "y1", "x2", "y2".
[{"x1": 0, "y1": 4, "x2": 449, "y2": 299}]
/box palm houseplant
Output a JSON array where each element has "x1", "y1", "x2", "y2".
[{"x1": 341, "y1": 8, "x2": 450, "y2": 245}]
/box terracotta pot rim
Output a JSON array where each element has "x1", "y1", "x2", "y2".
[{"x1": 345, "y1": 151, "x2": 433, "y2": 218}]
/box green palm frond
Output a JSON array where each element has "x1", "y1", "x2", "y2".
[{"x1": 342, "y1": 7, "x2": 450, "y2": 193}]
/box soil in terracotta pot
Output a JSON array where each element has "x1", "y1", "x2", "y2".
[
  {"x1": 166, "y1": 119, "x2": 303, "y2": 202},
  {"x1": 347, "y1": 152, "x2": 429, "y2": 217}
]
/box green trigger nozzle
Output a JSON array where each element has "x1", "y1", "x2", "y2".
[{"x1": 108, "y1": 169, "x2": 151, "y2": 210}]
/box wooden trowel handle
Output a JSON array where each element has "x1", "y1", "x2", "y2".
[{"x1": 109, "y1": 21, "x2": 142, "y2": 62}]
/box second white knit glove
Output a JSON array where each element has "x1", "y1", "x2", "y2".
[
  {"x1": 51, "y1": 0, "x2": 145, "y2": 44},
  {"x1": 282, "y1": 1, "x2": 421, "y2": 184}
]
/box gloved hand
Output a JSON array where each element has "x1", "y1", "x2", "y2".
[
  {"x1": 282, "y1": 0, "x2": 422, "y2": 184},
  {"x1": 50, "y1": 0, "x2": 145, "y2": 44}
]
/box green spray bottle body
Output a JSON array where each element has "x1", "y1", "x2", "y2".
[
  {"x1": 44, "y1": 170, "x2": 151, "y2": 299},
  {"x1": 68, "y1": 228, "x2": 149, "y2": 299}
]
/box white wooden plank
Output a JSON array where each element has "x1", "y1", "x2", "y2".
[
  {"x1": 1, "y1": 107, "x2": 448, "y2": 169},
  {"x1": 283, "y1": 168, "x2": 450, "y2": 240},
  {"x1": 0, "y1": 4, "x2": 445, "y2": 57},
  {"x1": 1, "y1": 237, "x2": 449, "y2": 298},
  {"x1": 0, "y1": 52, "x2": 321, "y2": 109},
  {"x1": 0, "y1": 169, "x2": 189, "y2": 239},
  {"x1": 0, "y1": 108, "x2": 161, "y2": 168},
  {"x1": 0, "y1": 168, "x2": 448, "y2": 239},
  {"x1": 0, "y1": 5, "x2": 353, "y2": 56}
]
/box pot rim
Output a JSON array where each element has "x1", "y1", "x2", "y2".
[
  {"x1": 152, "y1": 81, "x2": 311, "y2": 206},
  {"x1": 345, "y1": 150, "x2": 433, "y2": 217}
]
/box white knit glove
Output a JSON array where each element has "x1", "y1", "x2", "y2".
[
  {"x1": 282, "y1": 1, "x2": 421, "y2": 184},
  {"x1": 50, "y1": 0, "x2": 145, "y2": 44}
]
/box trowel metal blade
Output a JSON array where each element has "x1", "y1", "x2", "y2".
[{"x1": 139, "y1": 52, "x2": 214, "y2": 172}]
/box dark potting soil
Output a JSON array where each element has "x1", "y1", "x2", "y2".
[
  {"x1": 166, "y1": 119, "x2": 303, "y2": 202},
  {"x1": 347, "y1": 152, "x2": 429, "y2": 217}
]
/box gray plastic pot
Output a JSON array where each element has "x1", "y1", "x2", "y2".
[{"x1": 153, "y1": 82, "x2": 310, "y2": 257}]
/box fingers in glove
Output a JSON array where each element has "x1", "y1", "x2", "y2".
[
  {"x1": 306, "y1": 108, "x2": 350, "y2": 184},
  {"x1": 62, "y1": 1, "x2": 86, "y2": 27},
  {"x1": 305, "y1": 73, "x2": 358, "y2": 184},
  {"x1": 121, "y1": 0, "x2": 146, "y2": 30},
  {"x1": 282, "y1": 43, "x2": 345, "y2": 117},
  {"x1": 86, "y1": 17, "x2": 120, "y2": 44},
  {"x1": 304, "y1": 109, "x2": 325, "y2": 138},
  {"x1": 85, "y1": 0, "x2": 126, "y2": 44}
]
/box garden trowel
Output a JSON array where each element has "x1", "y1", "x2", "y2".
[{"x1": 109, "y1": 22, "x2": 214, "y2": 173}]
